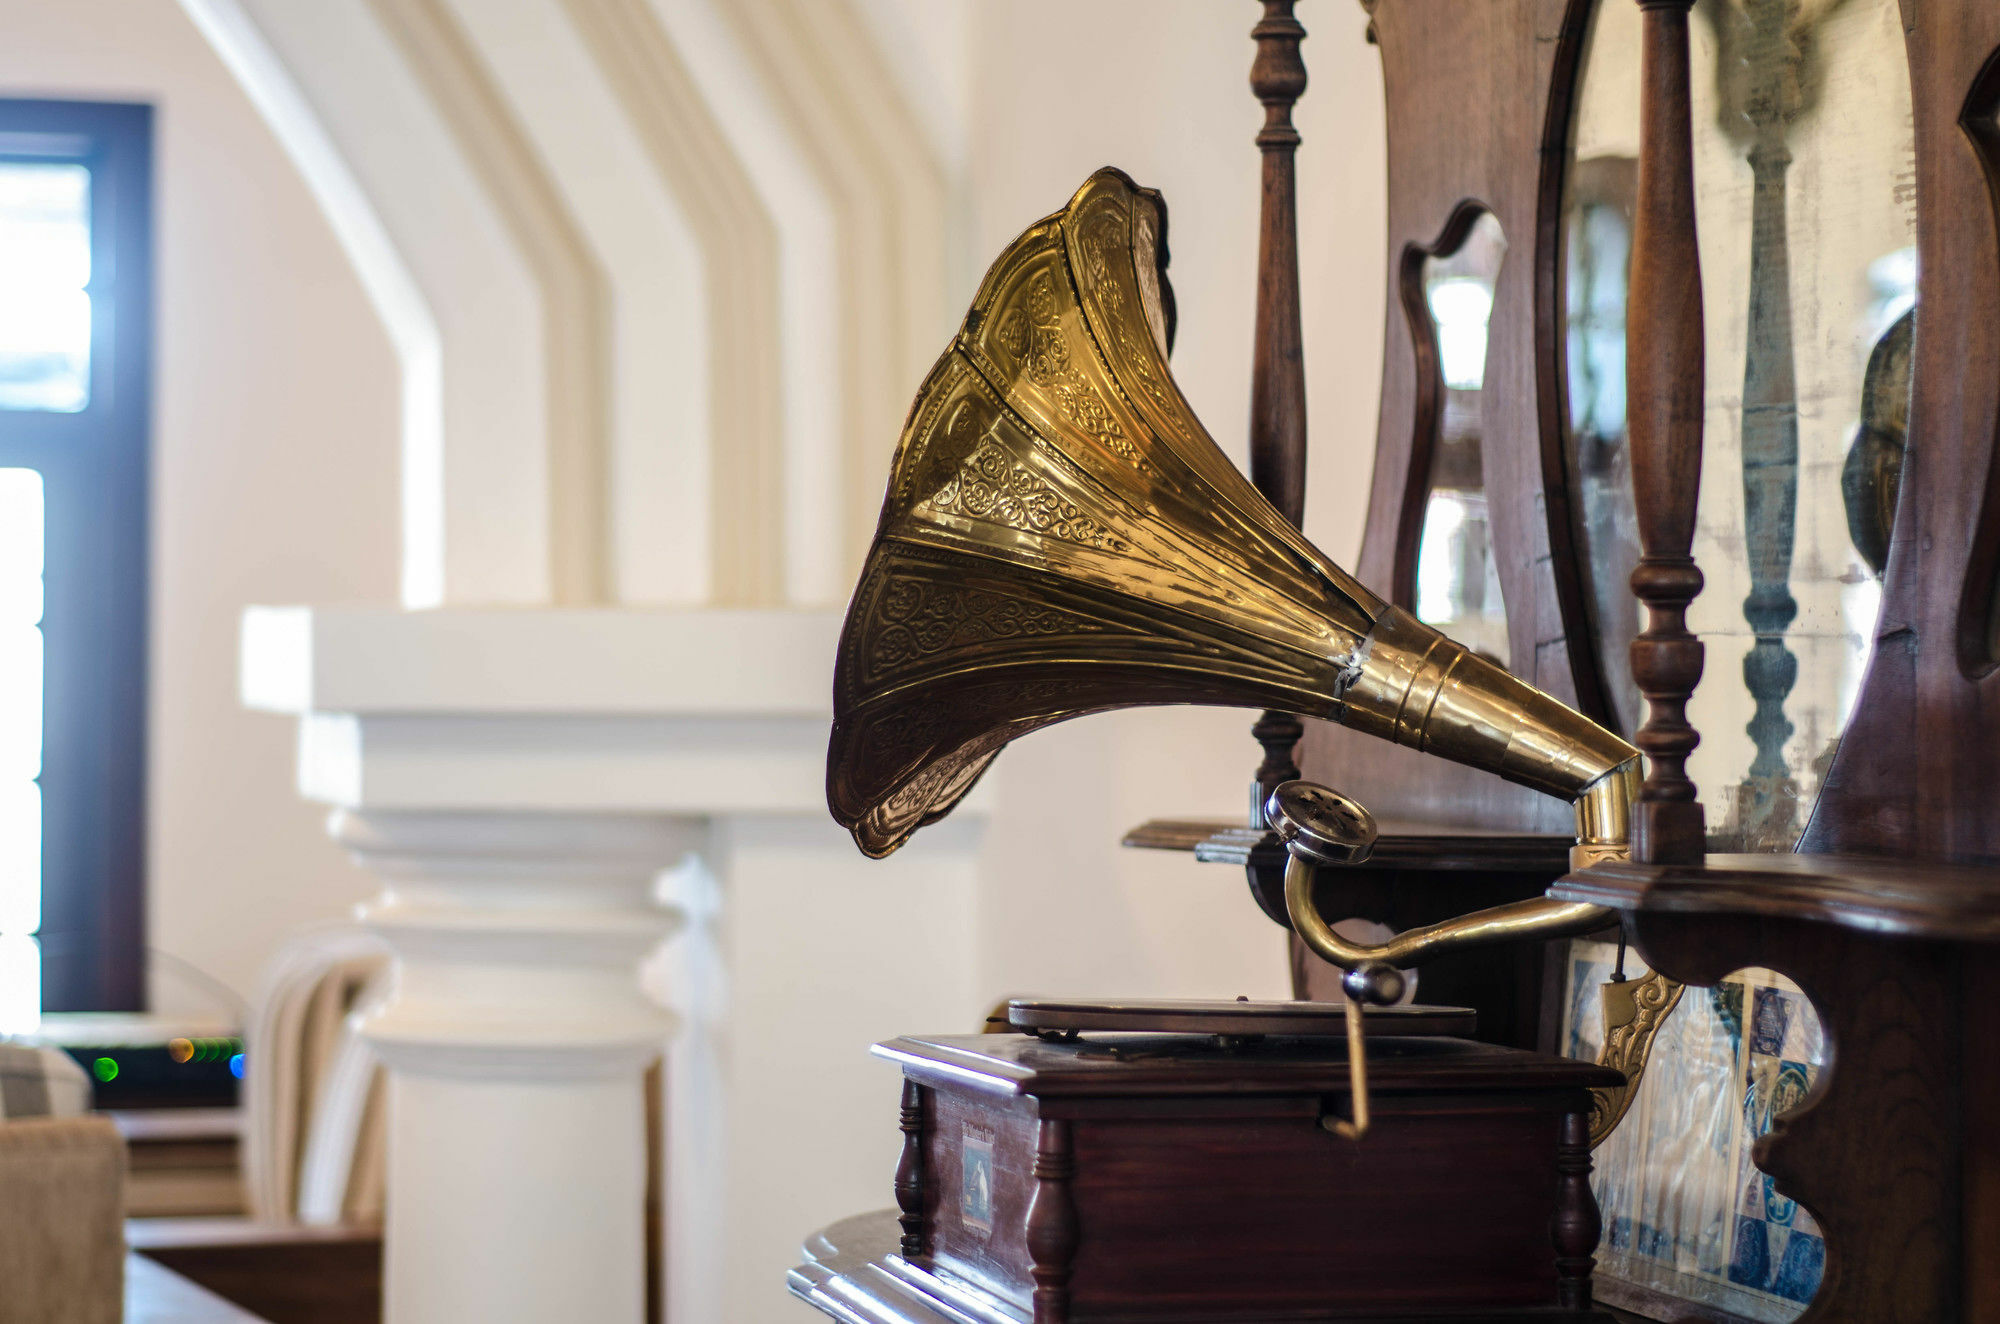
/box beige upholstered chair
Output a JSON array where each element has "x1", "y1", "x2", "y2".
[
  {"x1": 0, "y1": 1044, "x2": 123, "y2": 1323},
  {"x1": 241, "y1": 926, "x2": 389, "y2": 1226}
]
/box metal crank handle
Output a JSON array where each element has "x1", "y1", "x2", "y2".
[{"x1": 1320, "y1": 994, "x2": 1371, "y2": 1141}]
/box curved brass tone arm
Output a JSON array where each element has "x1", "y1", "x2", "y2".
[
  {"x1": 1279, "y1": 755, "x2": 1641, "y2": 982},
  {"x1": 1284, "y1": 863, "x2": 1616, "y2": 974}
]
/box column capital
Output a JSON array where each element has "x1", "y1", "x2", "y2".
[{"x1": 331, "y1": 806, "x2": 693, "y2": 1081}]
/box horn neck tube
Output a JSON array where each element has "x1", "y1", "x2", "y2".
[{"x1": 1280, "y1": 604, "x2": 1637, "y2": 981}]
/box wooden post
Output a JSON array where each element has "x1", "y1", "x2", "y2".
[
  {"x1": 1248, "y1": 0, "x2": 1309, "y2": 823},
  {"x1": 894, "y1": 1078, "x2": 926, "y2": 1260},
  {"x1": 1552, "y1": 1109, "x2": 1602, "y2": 1311},
  {"x1": 1626, "y1": 0, "x2": 1707, "y2": 864},
  {"x1": 1024, "y1": 1118, "x2": 1077, "y2": 1324}
]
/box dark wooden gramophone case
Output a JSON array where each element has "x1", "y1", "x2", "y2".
[{"x1": 867, "y1": 1000, "x2": 1620, "y2": 1323}]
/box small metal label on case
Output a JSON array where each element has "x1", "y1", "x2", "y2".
[{"x1": 960, "y1": 1125, "x2": 994, "y2": 1235}]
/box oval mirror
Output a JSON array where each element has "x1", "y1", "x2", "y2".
[{"x1": 1560, "y1": 0, "x2": 1916, "y2": 853}]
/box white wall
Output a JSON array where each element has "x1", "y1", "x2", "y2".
[
  {"x1": 0, "y1": 0, "x2": 400, "y2": 1017},
  {"x1": 964, "y1": 0, "x2": 1388, "y2": 1007},
  {"x1": 2, "y1": 4, "x2": 1395, "y2": 1312},
  {"x1": 0, "y1": 0, "x2": 1392, "y2": 1033}
]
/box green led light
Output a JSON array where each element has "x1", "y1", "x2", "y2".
[{"x1": 91, "y1": 1057, "x2": 118, "y2": 1083}]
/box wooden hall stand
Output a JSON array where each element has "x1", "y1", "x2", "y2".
[
  {"x1": 1552, "y1": 0, "x2": 2000, "y2": 1318},
  {"x1": 795, "y1": 0, "x2": 2000, "y2": 1320}
]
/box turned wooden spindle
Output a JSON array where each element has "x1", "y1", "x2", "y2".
[
  {"x1": 1552, "y1": 1109, "x2": 1602, "y2": 1311},
  {"x1": 1626, "y1": 0, "x2": 1708, "y2": 864},
  {"x1": 1248, "y1": 0, "x2": 1310, "y2": 822},
  {"x1": 1024, "y1": 1118, "x2": 1078, "y2": 1324},
  {"x1": 893, "y1": 1079, "x2": 927, "y2": 1260}
]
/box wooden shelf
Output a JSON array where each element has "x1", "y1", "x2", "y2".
[
  {"x1": 1124, "y1": 818, "x2": 1573, "y2": 872},
  {"x1": 1550, "y1": 851, "x2": 2000, "y2": 941},
  {"x1": 127, "y1": 1219, "x2": 382, "y2": 1324}
]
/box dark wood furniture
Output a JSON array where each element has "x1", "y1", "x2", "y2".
[
  {"x1": 1127, "y1": 821, "x2": 1579, "y2": 1049},
  {"x1": 1802, "y1": 0, "x2": 2000, "y2": 861},
  {"x1": 1132, "y1": 0, "x2": 2000, "y2": 1318},
  {"x1": 1305, "y1": 0, "x2": 1601, "y2": 844},
  {"x1": 127, "y1": 1219, "x2": 382, "y2": 1324},
  {"x1": 866, "y1": 1032, "x2": 1619, "y2": 1323},
  {"x1": 1533, "y1": 0, "x2": 2000, "y2": 1320},
  {"x1": 126, "y1": 1251, "x2": 271, "y2": 1324},
  {"x1": 1620, "y1": 0, "x2": 1706, "y2": 866},
  {"x1": 1546, "y1": 860, "x2": 1996, "y2": 1322},
  {"x1": 1243, "y1": 0, "x2": 1312, "y2": 913},
  {"x1": 1134, "y1": 0, "x2": 1628, "y2": 1046},
  {"x1": 1287, "y1": 3, "x2": 2000, "y2": 1319}
]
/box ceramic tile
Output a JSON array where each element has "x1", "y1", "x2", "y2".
[{"x1": 1562, "y1": 942, "x2": 1825, "y2": 1321}]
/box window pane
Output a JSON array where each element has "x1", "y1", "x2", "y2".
[
  {"x1": 0, "y1": 933, "x2": 38, "y2": 1034},
  {"x1": 0, "y1": 466, "x2": 40, "y2": 623},
  {"x1": 0, "y1": 470, "x2": 40, "y2": 944},
  {"x1": 0, "y1": 783, "x2": 38, "y2": 933},
  {"x1": 0, "y1": 162, "x2": 90, "y2": 413}
]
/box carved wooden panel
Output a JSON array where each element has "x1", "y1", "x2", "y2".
[{"x1": 1302, "y1": 0, "x2": 1597, "y2": 836}]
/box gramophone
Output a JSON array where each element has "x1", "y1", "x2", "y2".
[{"x1": 814, "y1": 168, "x2": 1654, "y2": 1322}]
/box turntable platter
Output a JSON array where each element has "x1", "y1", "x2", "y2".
[{"x1": 1004, "y1": 996, "x2": 1475, "y2": 1039}]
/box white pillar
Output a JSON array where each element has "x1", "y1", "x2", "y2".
[
  {"x1": 331, "y1": 809, "x2": 696, "y2": 1324},
  {"x1": 241, "y1": 605, "x2": 991, "y2": 1321}
]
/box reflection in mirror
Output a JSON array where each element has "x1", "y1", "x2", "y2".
[
  {"x1": 1560, "y1": 942, "x2": 1827, "y2": 1320},
  {"x1": 1560, "y1": 0, "x2": 1916, "y2": 852},
  {"x1": 1412, "y1": 210, "x2": 1510, "y2": 667},
  {"x1": 1558, "y1": 0, "x2": 1915, "y2": 1317},
  {"x1": 1840, "y1": 299, "x2": 1913, "y2": 579},
  {"x1": 1566, "y1": 157, "x2": 1641, "y2": 737}
]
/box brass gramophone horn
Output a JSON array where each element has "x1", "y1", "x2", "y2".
[{"x1": 829, "y1": 168, "x2": 1638, "y2": 1021}]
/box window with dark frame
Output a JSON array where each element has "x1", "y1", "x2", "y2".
[{"x1": 0, "y1": 99, "x2": 151, "y2": 1021}]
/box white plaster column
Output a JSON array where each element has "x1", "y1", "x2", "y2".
[
  {"x1": 331, "y1": 809, "x2": 694, "y2": 1324},
  {"x1": 241, "y1": 604, "x2": 990, "y2": 1322}
]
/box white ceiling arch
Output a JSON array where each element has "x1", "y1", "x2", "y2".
[{"x1": 181, "y1": 0, "x2": 954, "y2": 610}]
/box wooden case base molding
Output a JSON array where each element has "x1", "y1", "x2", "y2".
[{"x1": 794, "y1": 1032, "x2": 1621, "y2": 1322}]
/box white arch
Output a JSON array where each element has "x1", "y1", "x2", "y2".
[
  {"x1": 560, "y1": 0, "x2": 785, "y2": 607},
  {"x1": 721, "y1": 0, "x2": 953, "y2": 578},
  {"x1": 186, "y1": 0, "x2": 555, "y2": 606},
  {"x1": 178, "y1": 0, "x2": 447, "y2": 609},
  {"x1": 439, "y1": 0, "x2": 711, "y2": 606},
  {"x1": 648, "y1": 0, "x2": 844, "y2": 607},
  {"x1": 365, "y1": 0, "x2": 609, "y2": 605},
  {"x1": 184, "y1": 0, "x2": 961, "y2": 612}
]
